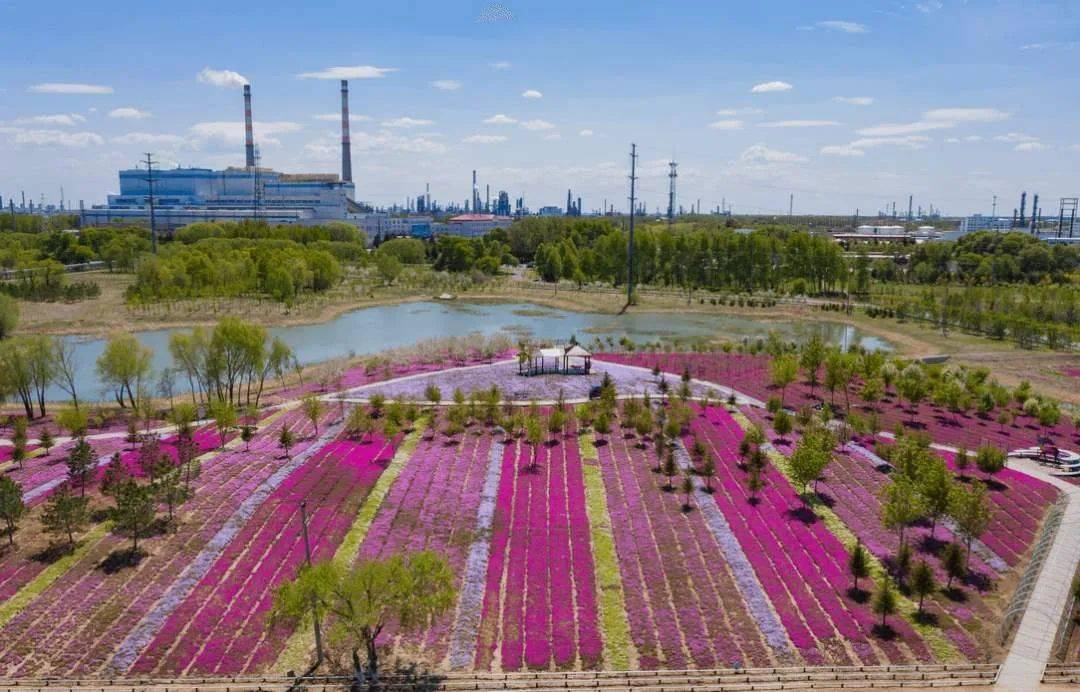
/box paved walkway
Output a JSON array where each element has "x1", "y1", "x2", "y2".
[{"x1": 995, "y1": 457, "x2": 1080, "y2": 691}]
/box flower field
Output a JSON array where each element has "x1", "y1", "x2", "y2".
[{"x1": 0, "y1": 353, "x2": 1065, "y2": 679}]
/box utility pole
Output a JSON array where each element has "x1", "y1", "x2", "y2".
[
  {"x1": 142, "y1": 153, "x2": 158, "y2": 253},
  {"x1": 788, "y1": 193, "x2": 793, "y2": 218},
  {"x1": 666, "y1": 160, "x2": 677, "y2": 227},
  {"x1": 300, "y1": 501, "x2": 325, "y2": 665},
  {"x1": 991, "y1": 194, "x2": 997, "y2": 219},
  {"x1": 627, "y1": 143, "x2": 637, "y2": 306}
]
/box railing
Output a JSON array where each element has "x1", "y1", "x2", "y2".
[{"x1": 1000, "y1": 494, "x2": 1069, "y2": 644}]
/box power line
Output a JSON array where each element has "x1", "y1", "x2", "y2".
[{"x1": 141, "y1": 152, "x2": 158, "y2": 253}]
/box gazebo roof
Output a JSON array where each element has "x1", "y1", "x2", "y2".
[{"x1": 564, "y1": 344, "x2": 591, "y2": 357}]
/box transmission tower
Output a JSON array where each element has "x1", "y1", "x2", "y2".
[
  {"x1": 141, "y1": 152, "x2": 158, "y2": 253},
  {"x1": 1058, "y1": 198, "x2": 1077, "y2": 238},
  {"x1": 627, "y1": 144, "x2": 638, "y2": 305},
  {"x1": 666, "y1": 160, "x2": 677, "y2": 227}
]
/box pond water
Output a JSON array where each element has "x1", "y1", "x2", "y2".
[{"x1": 49, "y1": 301, "x2": 891, "y2": 402}]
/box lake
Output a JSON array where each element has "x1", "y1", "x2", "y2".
[{"x1": 48, "y1": 301, "x2": 891, "y2": 402}]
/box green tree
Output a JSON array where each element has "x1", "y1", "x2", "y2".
[
  {"x1": 950, "y1": 483, "x2": 992, "y2": 568},
  {"x1": 271, "y1": 552, "x2": 456, "y2": 685},
  {"x1": 848, "y1": 541, "x2": 870, "y2": 594},
  {"x1": 880, "y1": 476, "x2": 925, "y2": 548},
  {"x1": 746, "y1": 462, "x2": 764, "y2": 505},
  {"x1": 789, "y1": 428, "x2": 833, "y2": 498},
  {"x1": 65, "y1": 436, "x2": 95, "y2": 496},
  {"x1": 208, "y1": 398, "x2": 237, "y2": 448},
  {"x1": 279, "y1": 426, "x2": 295, "y2": 457},
  {"x1": 773, "y1": 409, "x2": 793, "y2": 442},
  {"x1": 799, "y1": 334, "x2": 826, "y2": 398},
  {"x1": 680, "y1": 473, "x2": 695, "y2": 510},
  {"x1": 975, "y1": 444, "x2": 1006, "y2": 484},
  {"x1": 38, "y1": 427, "x2": 54, "y2": 456},
  {"x1": 0, "y1": 476, "x2": 25, "y2": 546},
  {"x1": 872, "y1": 577, "x2": 898, "y2": 630},
  {"x1": 95, "y1": 333, "x2": 153, "y2": 408},
  {"x1": 942, "y1": 542, "x2": 966, "y2": 591},
  {"x1": 346, "y1": 406, "x2": 374, "y2": 441},
  {"x1": 41, "y1": 484, "x2": 89, "y2": 548},
  {"x1": 919, "y1": 459, "x2": 954, "y2": 540},
  {"x1": 769, "y1": 354, "x2": 798, "y2": 407},
  {"x1": 662, "y1": 450, "x2": 677, "y2": 490},
  {"x1": 0, "y1": 293, "x2": 19, "y2": 340},
  {"x1": 111, "y1": 479, "x2": 156, "y2": 554},
  {"x1": 909, "y1": 560, "x2": 936, "y2": 616},
  {"x1": 154, "y1": 467, "x2": 190, "y2": 527}
]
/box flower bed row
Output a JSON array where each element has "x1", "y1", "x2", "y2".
[
  {"x1": 689, "y1": 406, "x2": 921, "y2": 665},
  {"x1": 473, "y1": 429, "x2": 603, "y2": 671},
  {"x1": 0, "y1": 408, "x2": 324, "y2": 677},
  {"x1": 131, "y1": 430, "x2": 396, "y2": 675},
  {"x1": 593, "y1": 422, "x2": 773, "y2": 670}
]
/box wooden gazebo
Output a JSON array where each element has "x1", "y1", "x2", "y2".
[{"x1": 519, "y1": 344, "x2": 592, "y2": 376}]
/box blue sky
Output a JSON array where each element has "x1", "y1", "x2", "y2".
[{"x1": 1, "y1": 0, "x2": 1078, "y2": 215}]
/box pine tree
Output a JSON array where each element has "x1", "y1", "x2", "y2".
[
  {"x1": 0, "y1": 476, "x2": 26, "y2": 546},
  {"x1": 41, "y1": 484, "x2": 89, "y2": 548},
  {"x1": 942, "y1": 542, "x2": 966, "y2": 591},
  {"x1": 111, "y1": 480, "x2": 156, "y2": 554},
  {"x1": 66, "y1": 436, "x2": 95, "y2": 496},
  {"x1": 872, "y1": 577, "x2": 898, "y2": 630},
  {"x1": 910, "y1": 560, "x2": 936, "y2": 615},
  {"x1": 848, "y1": 541, "x2": 870, "y2": 594}
]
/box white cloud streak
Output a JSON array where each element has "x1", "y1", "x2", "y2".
[
  {"x1": 833, "y1": 96, "x2": 874, "y2": 106},
  {"x1": 28, "y1": 83, "x2": 113, "y2": 94},
  {"x1": 740, "y1": 144, "x2": 806, "y2": 164},
  {"x1": 431, "y1": 79, "x2": 462, "y2": 91},
  {"x1": 750, "y1": 81, "x2": 793, "y2": 93},
  {"x1": 816, "y1": 20, "x2": 868, "y2": 34},
  {"x1": 759, "y1": 119, "x2": 840, "y2": 128},
  {"x1": 463, "y1": 134, "x2": 508, "y2": 144},
  {"x1": 109, "y1": 107, "x2": 151, "y2": 120},
  {"x1": 381, "y1": 117, "x2": 434, "y2": 129},
  {"x1": 521, "y1": 89, "x2": 543, "y2": 99},
  {"x1": 298, "y1": 65, "x2": 397, "y2": 80},
  {"x1": 483, "y1": 114, "x2": 517, "y2": 125},
  {"x1": 708, "y1": 120, "x2": 744, "y2": 130},
  {"x1": 520, "y1": 119, "x2": 555, "y2": 131}
]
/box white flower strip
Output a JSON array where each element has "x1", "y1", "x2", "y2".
[
  {"x1": 672, "y1": 439, "x2": 792, "y2": 657},
  {"x1": 845, "y1": 441, "x2": 892, "y2": 471},
  {"x1": 844, "y1": 442, "x2": 1009, "y2": 573},
  {"x1": 23, "y1": 451, "x2": 117, "y2": 504},
  {"x1": 107, "y1": 421, "x2": 344, "y2": 675},
  {"x1": 447, "y1": 431, "x2": 506, "y2": 669}
]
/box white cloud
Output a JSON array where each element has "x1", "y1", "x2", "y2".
[
  {"x1": 816, "y1": 20, "x2": 868, "y2": 34},
  {"x1": 13, "y1": 113, "x2": 86, "y2": 126},
  {"x1": 483, "y1": 114, "x2": 517, "y2": 125},
  {"x1": 189, "y1": 120, "x2": 302, "y2": 147},
  {"x1": 858, "y1": 107, "x2": 1009, "y2": 137},
  {"x1": 1069, "y1": 144, "x2": 1080, "y2": 153},
  {"x1": 544, "y1": 133, "x2": 562, "y2": 140},
  {"x1": 490, "y1": 60, "x2": 512, "y2": 70},
  {"x1": 994, "y1": 132, "x2": 1038, "y2": 143},
  {"x1": 196, "y1": 68, "x2": 248, "y2": 89},
  {"x1": 708, "y1": 119, "x2": 744, "y2": 130},
  {"x1": 28, "y1": 83, "x2": 113, "y2": 95},
  {"x1": 109, "y1": 107, "x2": 151, "y2": 120},
  {"x1": 924, "y1": 108, "x2": 1009, "y2": 123},
  {"x1": 0, "y1": 126, "x2": 104, "y2": 147},
  {"x1": 857, "y1": 120, "x2": 952, "y2": 136},
  {"x1": 750, "y1": 81, "x2": 792, "y2": 93},
  {"x1": 463, "y1": 134, "x2": 508, "y2": 144},
  {"x1": 916, "y1": 0, "x2": 943, "y2": 12},
  {"x1": 820, "y1": 135, "x2": 930, "y2": 157},
  {"x1": 833, "y1": 96, "x2": 874, "y2": 106},
  {"x1": 1021, "y1": 41, "x2": 1078, "y2": 51},
  {"x1": 944, "y1": 135, "x2": 983, "y2": 143},
  {"x1": 381, "y1": 117, "x2": 434, "y2": 128},
  {"x1": 431, "y1": 79, "x2": 461, "y2": 91},
  {"x1": 578, "y1": 129, "x2": 594, "y2": 137},
  {"x1": 304, "y1": 130, "x2": 446, "y2": 158},
  {"x1": 759, "y1": 119, "x2": 840, "y2": 128},
  {"x1": 298, "y1": 65, "x2": 397, "y2": 80},
  {"x1": 111, "y1": 132, "x2": 190, "y2": 147},
  {"x1": 1013, "y1": 141, "x2": 1047, "y2": 152},
  {"x1": 716, "y1": 107, "x2": 764, "y2": 116},
  {"x1": 521, "y1": 89, "x2": 543, "y2": 99},
  {"x1": 520, "y1": 119, "x2": 555, "y2": 131},
  {"x1": 313, "y1": 113, "x2": 371, "y2": 122},
  {"x1": 740, "y1": 144, "x2": 807, "y2": 164}
]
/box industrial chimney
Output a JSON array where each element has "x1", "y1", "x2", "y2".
[
  {"x1": 340, "y1": 80, "x2": 353, "y2": 183},
  {"x1": 243, "y1": 84, "x2": 256, "y2": 169}
]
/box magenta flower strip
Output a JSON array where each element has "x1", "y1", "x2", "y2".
[
  {"x1": 108, "y1": 418, "x2": 346, "y2": 674},
  {"x1": 670, "y1": 438, "x2": 792, "y2": 658},
  {"x1": 448, "y1": 429, "x2": 508, "y2": 669}
]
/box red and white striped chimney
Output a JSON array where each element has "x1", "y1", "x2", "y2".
[
  {"x1": 340, "y1": 80, "x2": 353, "y2": 183},
  {"x1": 243, "y1": 84, "x2": 255, "y2": 168}
]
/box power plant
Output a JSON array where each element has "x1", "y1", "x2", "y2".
[{"x1": 82, "y1": 82, "x2": 360, "y2": 230}]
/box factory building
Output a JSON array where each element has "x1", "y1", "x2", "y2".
[
  {"x1": 83, "y1": 81, "x2": 360, "y2": 232},
  {"x1": 446, "y1": 213, "x2": 512, "y2": 236}
]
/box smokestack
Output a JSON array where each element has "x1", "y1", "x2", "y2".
[
  {"x1": 1019, "y1": 191, "x2": 1027, "y2": 226},
  {"x1": 243, "y1": 85, "x2": 256, "y2": 169},
  {"x1": 340, "y1": 80, "x2": 353, "y2": 183}
]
